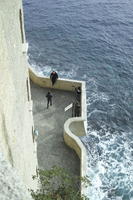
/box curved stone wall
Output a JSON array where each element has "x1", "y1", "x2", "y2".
[
  {"x1": 64, "y1": 118, "x2": 87, "y2": 196},
  {"x1": 63, "y1": 81, "x2": 88, "y2": 196}
]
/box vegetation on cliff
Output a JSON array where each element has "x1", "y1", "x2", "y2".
[{"x1": 30, "y1": 166, "x2": 90, "y2": 200}]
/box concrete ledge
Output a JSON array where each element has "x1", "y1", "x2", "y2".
[
  {"x1": 29, "y1": 67, "x2": 82, "y2": 91},
  {"x1": 29, "y1": 67, "x2": 88, "y2": 197}
]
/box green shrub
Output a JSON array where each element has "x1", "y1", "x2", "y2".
[{"x1": 30, "y1": 166, "x2": 90, "y2": 200}]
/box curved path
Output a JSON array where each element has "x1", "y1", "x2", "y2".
[{"x1": 30, "y1": 81, "x2": 80, "y2": 175}]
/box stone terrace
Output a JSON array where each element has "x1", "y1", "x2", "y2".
[{"x1": 30, "y1": 81, "x2": 80, "y2": 175}]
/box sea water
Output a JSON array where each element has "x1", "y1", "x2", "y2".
[{"x1": 23, "y1": 0, "x2": 133, "y2": 199}]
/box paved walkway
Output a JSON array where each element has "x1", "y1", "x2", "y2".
[{"x1": 31, "y1": 81, "x2": 80, "y2": 176}]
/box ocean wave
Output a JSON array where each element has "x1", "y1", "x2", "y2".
[{"x1": 81, "y1": 128, "x2": 133, "y2": 200}]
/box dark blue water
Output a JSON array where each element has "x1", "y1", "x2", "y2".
[{"x1": 23, "y1": 0, "x2": 133, "y2": 199}]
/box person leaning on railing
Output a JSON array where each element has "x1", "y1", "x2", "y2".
[{"x1": 50, "y1": 71, "x2": 58, "y2": 86}]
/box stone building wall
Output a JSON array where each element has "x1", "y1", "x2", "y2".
[
  {"x1": 0, "y1": 152, "x2": 33, "y2": 200},
  {"x1": 0, "y1": 0, "x2": 37, "y2": 190}
]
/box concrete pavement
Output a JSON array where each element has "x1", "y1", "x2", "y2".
[{"x1": 30, "y1": 81, "x2": 80, "y2": 176}]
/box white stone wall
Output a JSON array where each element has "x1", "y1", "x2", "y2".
[
  {"x1": 0, "y1": 152, "x2": 33, "y2": 200},
  {"x1": 0, "y1": 0, "x2": 37, "y2": 190}
]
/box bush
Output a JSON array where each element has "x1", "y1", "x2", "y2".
[{"x1": 30, "y1": 166, "x2": 90, "y2": 200}]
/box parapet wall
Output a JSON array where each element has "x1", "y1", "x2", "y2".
[
  {"x1": 29, "y1": 67, "x2": 88, "y2": 197},
  {"x1": 64, "y1": 118, "x2": 87, "y2": 196},
  {"x1": 29, "y1": 68, "x2": 81, "y2": 91}
]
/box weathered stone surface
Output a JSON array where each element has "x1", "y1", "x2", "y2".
[
  {"x1": 0, "y1": 0, "x2": 37, "y2": 190},
  {"x1": 0, "y1": 153, "x2": 33, "y2": 200},
  {"x1": 31, "y1": 81, "x2": 80, "y2": 175}
]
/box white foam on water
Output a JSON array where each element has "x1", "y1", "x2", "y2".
[
  {"x1": 29, "y1": 61, "x2": 78, "y2": 79},
  {"x1": 88, "y1": 109, "x2": 107, "y2": 118},
  {"x1": 87, "y1": 92, "x2": 109, "y2": 106},
  {"x1": 30, "y1": 63, "x2": 52, "y2": 76},
  {"x1": 82, "y1": 128, "x2": 133, "y2": 200},
  {"x1": 60, "y1": 68, "x2": 76, "y2": 79},
  {"x1": 86, "y1": 78, "x2": 109, "y2": 108}
]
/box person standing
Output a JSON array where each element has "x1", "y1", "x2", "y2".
[
  {"x1": 46, "y1": 91, "x2": 52, "y2": 109},
  {"x1": 50, "y1": 71, "x2": 58, "y2": 86},
  {"x1": 75, "y1": 86, "x2": 81, "y2": 102},
  {"x1": 72, "y1": 101, "x2": 81, "y2": 117}
]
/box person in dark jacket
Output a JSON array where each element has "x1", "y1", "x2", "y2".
[
  {"x1": 74, "y1": 101, "x2": 81, "y2": 117},
  {"x1": 46, "y1": 91, "x2": 52, "y2": 109},
  {"x1": 75, "y1": 86, "x2": 81, "y2": 102},
  {"x1": 72, "y1": 101, "x2": 81, "y2": 117},
  {"x1": 50, "y1": 71, "x2": 58, "y2": 86}
]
